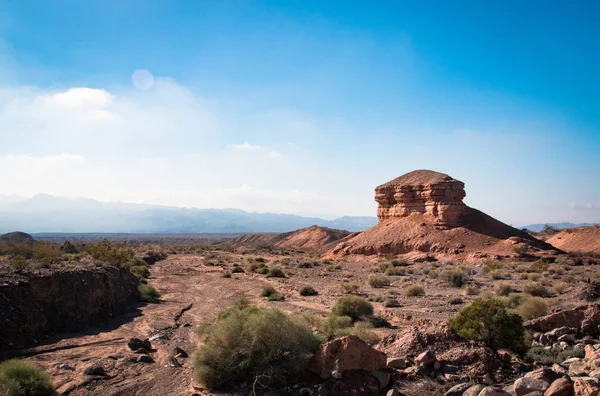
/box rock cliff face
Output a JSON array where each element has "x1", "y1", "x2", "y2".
[
  {"x1": 0, "y1": 266, "x2": 139, "y2": 349},
  {"x1": 375, "y1": 170, "x2": 466, "y2": 227}
]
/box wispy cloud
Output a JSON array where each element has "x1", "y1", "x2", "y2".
[
  {"x1": 230, "y1": 142, "x2": 261, "y2": 150},
  {"x1": 569, "y1": 202, "x2": 600, "y2": 211}
]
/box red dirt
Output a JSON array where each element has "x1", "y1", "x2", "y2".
[
  {"x1": 546, "y1": 226, "x2": 600, "y2": 254},
  {"x1": 230, "y1": 225, "x2": 355, "y2": 249}
]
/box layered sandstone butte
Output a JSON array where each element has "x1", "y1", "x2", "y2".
[
  {"x1": 327, "y1": 169, "x2": 558, "y2": 260},
  {"x1": 375, "y1": 170, "x2": 466, "y2": 226}
]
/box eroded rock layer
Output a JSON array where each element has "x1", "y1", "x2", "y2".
[{"x1": 375, "y1": 170, "x2": 466, "y2": 226}]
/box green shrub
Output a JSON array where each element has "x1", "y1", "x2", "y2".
[
  {"x1": 267, "y1": 293, "x2": 285, "y2": 301},
  {"x1": 260, "y1": 285, "x2": 277, "y2": 297},
  {"x1": 489, "y1": 270, "x2": 506, "y2": 280},
  {"x1": 390, "y1": 259, "x2": 410, "y2": 267},
  {"x1": 266, "y1": 267, "x2": 286, "y2": 278},
  {"x1": 222, "y1": 272, "x2": 232, "y2": 278},
  {"x1": 8, "y1": 256, "x2": 28, "y2": 271},
  {"x1": 448, "y1": 297, "x2": 463, "y2": 305},
  {"x1": 404, "y1": 285, "x2": 425, "y2": 296},
  {"x1": 449, "y1": 298, "x2": 526, "y2": 354},
  {"x1": 247, "y1": 262, "x2": 263, "y2": 272},
  {"x1": 482, "y1": 260, "x2": 502, "y2": 274},
  {"x1": 385, "y1": 267, "x2": 405, "y2": 276},
  {"x1": 440, "y1": 269, "x2": 466, "y2": 287},
  {"x1": 514, "y1": 297, "x2": 548, "y2": 320},
  {"x1": 204, "y1": 260, "x2": 215, "y2": 266},
  {"x1": 138, "y1": 284, "x2": 160, "y2": 303},
  {"x1": 231, "y1": 265, "x2": 244, "y2": 273},
  {"x1": 525, "y1": 346, "x2": 584, "y2": 365},
  {"x1": 89, "y1": 239, "x2": 135, "y2": 266},
  {"x1": 524, "y1": 282, "x2": 551, "y2": 297},
  {"x1": 331, "y1": 296, "x2": 374, "y2": 323},
  {"x1": 0, "y1": 359, "x2": 54, "y2": 396},
  {"x1": 463, "y1": 285, "x2": 479, "y2": 296},
  {"x1": 297, "y1": 262, "x2": 313, "y2": 268},
  {"x1": 254, "y1": 257, "x2": 267, "y2": 263},
  {"x1": 340, "y1": 282, "x2": 360, "y2": 294},
  {"x1": 142, "y1": 250, "x2": 167, "y2": 265},
  {"x1": 193, "y1": 302, "x2": 320, "y2": 389},
  {"x1": 504, "y1": 293, "x2": 524, "y2": 309},
  {"x1": 368, "y1": 275, "x2": 390, "y2": 288},
  {"x1": 299, "y1": 286, "x2": 318, "y2": 296},
  {"x1": 383, "y1": 297, "x2": 400, "y2": 308},
  {"x1": 494, "y1": 282, "x2": 512, "y2": 296},
  {"x1": 31, "y1": 242, "x2": 63, "y2": 265},
  {"x1": 130, "y1": 265, "x2": 150, "y2": 279},
  {"x1": 257, "y1": 266, "x2": 269, "y2": 275},
  {"x1": 321, "y1": 315, "x2": 353, "y2": 339}
]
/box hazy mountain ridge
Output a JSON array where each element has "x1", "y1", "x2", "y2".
[
  {"x1": 0, "y1": 194, "x2": 378, "y2": 233},
  {"x1": 519, "y1": 222, "x2": 598, "y2": 232}
]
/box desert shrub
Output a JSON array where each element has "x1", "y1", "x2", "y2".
[
  {"x1": 368, "y1": 275, "x2": 390, "y2": 288},
  {"x1": 449, "y1": 298, "x2": 527, "y2": 354},
  {"x1": 390, "y1": 259, "x2": 410, "y2": 267},
  {"x1": 222, "y1": 272, "x2": 231, "y2": 278},
  {"x1": 525, "y1": 346, "x2": 584, "y2": 365},
  {"x1": 504, "y1": 293, "x2": 524, "y2": 309},
  {"x1": 268, "y1": 293, "x2": 285, "y2": 301},
  {"x1": 554, "y1": 282, "x2": 568, "y2": 294},
  {"x1": 247, "y1": 262, "x2": 264, "y2": 272},
  {"x1": 8, "y1": 256, "x2": 28, "y2": 271},
  {"x1": 520, "y1": 273, "x2": 529, "y2": 280},
  {"x1": 448, "y1": 297, "x2": 463, "y2": 305},
  {"x1": 231, "y1": 265, "x2": 244, "y2": 273},
  {"x1": 0, "y1": 359, "x2": 54, "y2": 396},
  {"x1": 297, "y1": 262, "x2": 313, "y2": 268},
  {"x1": 142, "y1": 250, "x2": 167, "y2": 265},
  {"x1": 61, "y1": 240, "x2": 78, "y2": 254},
  {"x1": 489, "y1": 270, "x2": 506, "y2": 280},
  {"x1": 513, "y1": 245, "x2": 529, "y2": 255},
  {"x1": 204, "y1": 260, "x2": 215, "y2": 266},
  {"x1": 495, "y1": 282, "x2": 512, "y2": 296},
  {"x1": 514, "y1": 297, "x2": 548, "y2": 320},
  {"x1": 385, "y1": 267, "x2": 405, "y2": 276},
  {"x1": 321, "y1": 315, "x2": 353, "y2": 339},
  {"x1": 330, "y1": 296, "x2": 374, "y2": 323},
  {"x1": 266, "y1": 267, "x2": 286, "y2": 278},
  {"x1": 383, "y1": 297, "x2": 400, "y2": 308},
  {"x1": 89, "y1": 239, "x2": 135, "y2": 266},
  {"x1": 340, "y1": 282, "x2": 360, "y2": 294},
  {"x1": 326, "y1": 265, "x2": 338, "y2": 272},
  {"x1": 254, "y1": 257, "x2": 267, "y2": 263},
  {"x1": 348, "y1": 322, "x2": 380, "y2": 345},
  {"x1": 404, "y1": 285, "x2": 425, "y2": 296},
  {"x1": 138, "y1": 284, "x2": 160, "y2": 303},
  {"x1": 31, "y1": 242, "x2": 63, "y2": 265},
  {"x1": 463, "y1": 285, "x2": 480, "y2": 296},
  {"x1": 440, "y1": 269, "x2": 466, "y2": 287},
  {"x1": 482, "y1": 260, "x2": 502, "y2": 274},
  {"x1": 193, "y1": 302, "x2": 320, "y2": 389},
  {"x1": 530, "y1": 261, "x2": 550, "y2": 273},
  {"x1": 299, "y1": 286, "x2": 318, "y2": 296},
  {"x1": 130, "y1": 265, "x2": 150, "y2": 279},
  {"x1": 524, "y1": 282, "x2": 551, "y2": 297},
  {"x1": 397, "y1": 379, "x2": 452, "y2": 396},
  {"x1": 260, "y1": 285, "x2": 277, "y2": 297},
  {"x1": 529, "y1": 273, "x2": 541, "y2": 281},
  {"x1": 257, "y1": 266, "x2": 269, "y2": 274}
]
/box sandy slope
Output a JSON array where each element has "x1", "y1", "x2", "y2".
[
  {"x1": 547, "y1": 226, "x2": 600, "y2": 254},
  {"x1": 230, "y1": 225, "x2": 355, "y2": 249}
]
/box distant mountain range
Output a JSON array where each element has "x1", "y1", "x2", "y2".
[
  {"x1": 0, "y1": 194, "x2": 378, "y2": 233},
  {"x1": 519, "y1": 222, "x2": 599, "y2": 233}
]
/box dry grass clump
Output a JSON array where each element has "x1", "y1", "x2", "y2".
[
  {"x1": 494, "y1": 282, "x2": 512, "y2": 296},
  {"x1": 514, "y1": 297, "x2": 548, "y2": 320},
  {"x1": 404, "y1": 284, "x2": 425, "y2": 296},
  {"x1": 299, "y1": 286, "x2": 318, "y2": 296},
  {"x1": 383, "y1": 297, "x2": 401, "y2": 307},
  {"x1": 138, "y1": 284, "x2": 160, "y2": 303},
  {"x1": 385, "y1": 267, "x2": 406, "y2": 276},
  {"x1": 368, "y1": 275, "x2": 390, "y2": 288},
  {"x1": 524, "y1": 282, "x2": 552, "y2": 297},
  {"x1": 463, "y1": 285, "x2": 480, "y2": 296},
  {"x1": 340, "y1": 282, "x2": 360, "y2": 294},
  {"x1": 440, "y1": 268, "x2": 467, "y2": 287},
  {"x1": 397, "y1": 379, "x2": 452, "y2": 396}
]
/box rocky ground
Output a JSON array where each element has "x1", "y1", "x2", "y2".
[{"x1": 1, "y1": 245, "x2": 599, "y2": 395}]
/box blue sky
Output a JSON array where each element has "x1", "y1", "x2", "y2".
[{"x1": 0, "y1": 0, "x2": 598, "y2": 225}]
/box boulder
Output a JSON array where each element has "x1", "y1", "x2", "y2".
[
  {"x1": 387, "y1": 357, "x2": 407, "y2": 369},
  {"x1": 573, "y1": 378, "x2": 600, "y2": 396},
  {"x1": 478, "y1": 386, "x2": 512, "y2": 396},
  {"x1": 445, "y1": 383, "x2": 474, "y2": 396},
  {"x1": 128, "y1": 337, "x2": 144, "y2": 351},
  {"x1": 513, "y1": 377, "x2": 550, "y2": 395},
  {"x1": 83, "y1": 364, "x2": 106, "y2": 376},
  {"x1": 313, "y1": 335, "x2": 387, "y2": 379},
  {"x1": 464, "y1": 384, "x2": 485, "y2": 396},
  {"x1": 544, "y1": 377, "x2": 573, "y2": 396},
  {"x1": 525, "y1": 305, "x2": 600, "y2": 337},
  {"x1": 137, "y1": 354, "x2": 154, "y2": 363},
  {"x1": 525, "y1": 368, "x2": 560, "y2": 384},
  {"x1": 414, "y1": 350, "x2": 437, "y2": 367}
]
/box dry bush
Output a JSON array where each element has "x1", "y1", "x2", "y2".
[
  {"x1": 385, "y1": 267, "x2": 406, "y2": 276},
  {"x1": 397, "y1": 379, "x2": 452, "y2": 396},
  {"x1": 368, "y1": 275, "x2": 390, "y2": 288},
  {"x1": 463, "y1": 285, "x2": 480, "y2": 296},
  {"x1": 495, "y1": 282, "x2": 512, "y2": 296},
  {"x1": 340, "y1": 282, "x2": 360, "y2": 294},
  {"x1": 554, "y1": 282, "x2": 568, "y2": 294},
  {"x1": 404, "y1": 285, "x2": 425, "y2": 296},
  {"x1": 514, "y1": 297, "x2": 548, "y2": 320},
  {"x1": 440, "y1": 268, "x2": 467, "y2": 287},
  {"x1": 383, "y1": 297, "x2": 400, "y2": 307},
  {"x1": 299, "y1": 286, "x2": 318, "y2": 296},
  {"x1": 524, "y1": 282, "x2": 552, "y2": 297}
]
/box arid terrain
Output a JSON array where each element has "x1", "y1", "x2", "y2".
[{"x1": 2, "y1": 171, "x2": 600, "y2": 396}]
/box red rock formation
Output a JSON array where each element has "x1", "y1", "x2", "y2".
[{"x1": 375, "y1": 170, "x2": 466, "y2": 227}]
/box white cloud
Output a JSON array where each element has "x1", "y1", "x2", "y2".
[
  {"x1": 569, "y1": 202, "x2": 600, "y2": 211},
  {"x1": 268, "y1": 151, "x2": 283, "y2": 159},
  {"x1": 230, "y1": 142, "x2": 261, "y2": 150}
]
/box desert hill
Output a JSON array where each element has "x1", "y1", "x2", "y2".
[
  {"x1": 546, "y1": 226, "x2": 600, "y2": 255},
  {"x1": 328, "y1": 170, "x2": 557, "y2": 260},
  {"x1": 0, "y1": 231, "x2": 35, "y2": 244},
  {"x1": 230, "y1": 225, "x2": 356, "y2": 249}
]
